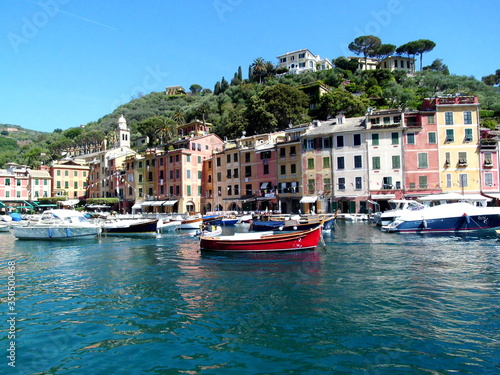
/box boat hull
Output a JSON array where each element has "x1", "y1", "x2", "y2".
[
  {"x1": 199, "y1": 226, "x2": 322, "y2": 252},
  {"x1": 13, "y1": 226, "x2": 100, "y2": 240},
  {"x1": 384, "y1": 214, "x2": 500, "y2": 233},
  {"x1": 382, "y1": 203, "x2": 500, "y2": 233},
  {"x1": 180, "y1": 217, "x2": 203, "y2": 229},
  {"x1": 102, "y1": 219, "x2": 158, "y2": 235}
]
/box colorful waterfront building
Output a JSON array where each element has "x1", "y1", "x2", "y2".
[
  {"x1": 0, "y1": 164, "x2": 30, "y2": 210},
  {"x1": 276, "y1": 123, "x2": 309, "y2": 214},
  {"x1": 366, "y1": 109, "x2": 406, "y2": 205},
  {"x1": 50, "y1": 160, "x2": 88, "y2": 200},
  {"x1": 479, "y1": 129, "x2": 500, "y2": 198},
  {"x1": 401, "y1": 109, "x2": 442, "y2": 198},
  {"x1": 423, "y1": 96, "x2": 481, "y2": 194},
  {"x1": 233, "y1": 132, "x2": 284, "y2": 212},
  {"x1": 153, "y1": 121, "x2": 223, "y2": 214}
]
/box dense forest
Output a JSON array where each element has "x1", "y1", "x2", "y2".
[{"x1": 1, "y1": 35, "x2": 499, "y2": 169}]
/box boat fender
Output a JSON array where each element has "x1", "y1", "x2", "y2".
[
  {"x1": 422, "y1": 218, "x2": 427, "y2": 228},
  {"x1": 48, "y1": 228, "x2": 53, "y2": 238},
  {"x1": 66, "y1": 228, "x2": 71, "y2": 237},
  {"x1": 464, "y1": 213, "x2": 471, "y2": 224},
  {"x1": 293, "y1": 226, "x2": 297, "y2": 230}
]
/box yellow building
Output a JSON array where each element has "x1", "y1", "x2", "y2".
[
  {"x1": 424, "y1": 96, "x2": 481, "y2": 193},
  {"x1": 50, "y1": 160, "x2": 89, "y2": 200}
]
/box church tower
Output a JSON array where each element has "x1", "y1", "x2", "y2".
[{"x1": 116, "y1": 114, "x2": 130, "y2": 148}]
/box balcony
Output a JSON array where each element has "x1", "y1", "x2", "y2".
[
  {"x1": 480, "y1": 138, "x2": 498, "y2": 149},
  {"x1": 484, "y1": 161, "x2": 494, "y2": 168},
  {"x1": 458, "y1": 159, "x2": 468, "y2": 167}
]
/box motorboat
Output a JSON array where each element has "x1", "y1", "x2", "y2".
[
  {"x1": 179, "y1": 215, "x2": 203, "y2": 230},
  {"x1": 199, "y1": 224, "x2": 323, "y2": 252},
  {"x1": 382, "y1": 201, "x2": 500, "y2": 233},
  {"x1": 13, "y1": 209, "x2": 102, "y2": 240},
  {"x1": 101, "y1": 218, "x2": 160, "y2": 236},
  {"x1": 372, "y1": 199, "x2": 425, "y2": 226},
  {"x1": 251, "y1": 214, "x2": 336, "y2": 232},
  {"x1": 157, "y1": 219, "x2": 182, "y2": 232},
  {"x1": 192, "y1": 225, "x2": 223, "y2": 237}
]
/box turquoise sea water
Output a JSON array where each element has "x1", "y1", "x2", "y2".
[{"x1": 1, "y1": 222, "x2": 499, "y2": 374}]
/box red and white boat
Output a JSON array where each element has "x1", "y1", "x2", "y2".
[{"x1": 199, "y1": 224, "x2": 323, "y2": 252}]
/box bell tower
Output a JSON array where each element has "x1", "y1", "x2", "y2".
[{"x1": 116, "y1": 114, "x2": 130, "y2": 148}]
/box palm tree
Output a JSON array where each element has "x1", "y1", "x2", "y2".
[
  {"x1": 252, "y1": 57, "x2": 267, "y2": 84},
  {"x1": 172, "y1": 109, "x2": 185, "y2": 124}
]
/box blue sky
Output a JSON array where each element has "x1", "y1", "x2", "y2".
[{"x1": 2, "y1": 0, "x2": 499, "y2": 132}]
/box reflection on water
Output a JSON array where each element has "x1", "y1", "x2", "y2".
[{"x1": 0, "y1": 222, "x2": 499, "y2": 374}]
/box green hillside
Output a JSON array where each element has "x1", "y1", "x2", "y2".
[{"x1": 1, "y1": 60, "x2": 500, "y2": 169}]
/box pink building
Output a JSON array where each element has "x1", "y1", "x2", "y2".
[{"x1": 402, "y1": 110, "x2": 442, "y2": 197}]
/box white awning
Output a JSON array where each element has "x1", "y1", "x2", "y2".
[
  {"x1": 260, "y1": 182, "x2": 269, "y2": 189},
  {"x1": 151, "y1": 201, "x2": 166, "y2": 206},
  {"x1": 61, "y1": 199, "x2": 80, "y2": 206},
  {"x1": 164, "y1": 200, "x2": 178, "y2": 206},
  {"x1": 141, "y1": 201, "x2": 153, "y2": 206},
  {"x1": 300, "y1": 196, "x2": 317, "y2": 203},
  {"x1": 131, "y1": 204, "x2": 142, "y2": 209},
  {"x1": 370, "y1": 194, "x2": 396, "y2": 200}
]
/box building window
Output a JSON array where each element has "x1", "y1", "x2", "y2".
[
  {"x1": 187, "y1": 185, "x2": 191, "y2": 196},
  {"x1": 280, "y1": 165, "x2": 286, "y2": 175},
  {"x1": 322, "y1": 137, "x2": 331, "y2": 148},
  {"x1": 464, "y1": 111, "x2": 472, "y2": 125},
  {"x1": 372, "y1": 156, "x2": 381, "y2": 170},
  {"x1": 428, "y1": 132, "x2": 436, "y2": 144},
  {"x1": 65, "y1": 181, "x2": 69, "y2": 189},
  {"x1": 279, "y1": 148, "x2": 286, "y2": 158},
  {"x1": 428, "y1": 114, "x2": 435, "y2": 124},
  {"x1": 337, "y1": 157, "x2": 345, "y2": 170},
  {"x1": 324, "y1": 178, "x2": 331, "y2": 191},
  {"x1": 458, "y1": 152, "x2": 467, "y2": 166},
  {"x1": 234, "y1": 169, "x2": 239, "y2": 178},
  {"x1": 338, "y1": 178, "x2": 345, "y2": 190},
  {"x1": 186, "y1": 170, "x2": 191, "y2": 179},
  {"x1": 353, "y1": 134, "x2": 361, "y2": 146},
  {"x1": 383, "y1": 177, "x2": 393, "y2": 189},
  {"x1": 245, "y1": 153, "x2": 251, "y2": 162},
  {"x1": 290, "y1": 146, "x2": 296, "y2": 156},
  {"x1": 217, "y1": 172, "x2": 221, "y2": 182},
  {"x1": 372, "y1": 133, "x2": 379, "y2": 146},
  {"x1": 307, "y1": 158, "x2": 315, "y2": 169},
  {"x1": 57, "y1": 170, "x2": 61, "y2": 176},
  {"x1": 216, "y1": 157, "x2": 221, "y2": 167},
  {"x1": 65, "y1": 170, "x2": 69, "y2": 176},
  {"x1": 484, "y1": 152, "x2": 493, "y2": 166},
  {"x1": 306, "y1": 139, "x2": 314, "y2": 150},
  {"x1": 446, "y1": 129, "x2": 454, "y2": 142},
  {"x1": 354, "y1": 155, "x2": 362, "y2": 168},
  {"x1": 227, "y1": 154, "x2": 231, "y2": 163},
  {"x1": 418, "y1": 153, "x2": 428, "y2": 168},
  {"x1": 291, "y1": 164, "x2": 296, "y2": 174},
  {"x1": 323, "y1": 157, "x2": 330, "y2": 168},
  {"x1": 407, "y1": 133, "x2": 415, "y2": 145},
  {"x1": 464, "y1": 128, "x2": 473, "y2": 142},
  {"x1": 445, "y1": 112, "x2": 454, "y2": 125},
  {"x1": 308, "y1": 179, "x2": 315, "y2": 194},
  {"x1": 245, "y1": 166, "x2": 251, "y2": 177},
  {"x1": 227, "y1": 169, "x2": 232, "y2": 178},
  {"x1": 234, "y1": 185, "x2": 239, "y2": 195},
  {"x1": 355, "y1": 177, "x2": 362, "y2": 190},
  {"x1": 392, "y1": 155, "x2": 401, "y2": 169},
  {"x1": 336, "y1": 136, "x2": 344, "y2": 148},
  {"x1": 419, "y1": 176, "x2": 428, "y2": 189},
  {"x1": 198, "y1": 156, "x2": 202, "y2": 163},
  {"x1": 74, "y1": 181, "x2": 78, "y2": 189},
  {"x1": 459, "y1": 174, "x2": 468, "y2": 188},
  {"x1": 485, "y1": 172, "x2": 493, "y2": 187},
  {"x1": 263, "y1": 164, "x2": 269, "y2": 174},
  {"x1": 391, "y1": 132, "x2": 399, "y2": 145}
]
